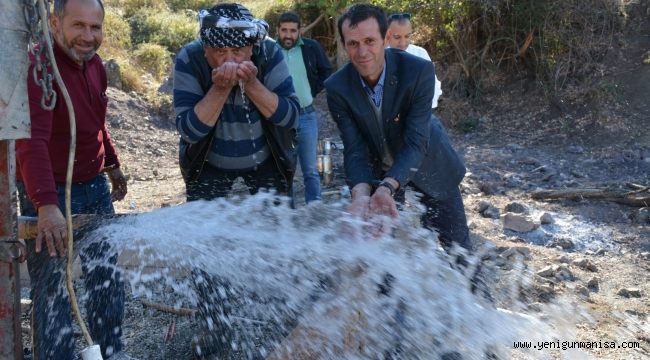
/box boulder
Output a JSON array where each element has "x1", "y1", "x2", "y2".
[{"x1": 104, "y1": 59, "x2": 122, "y2": 90}]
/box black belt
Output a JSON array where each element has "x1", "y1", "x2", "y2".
[{"x1": 299, "y1": 104, "x2": 314, "y2": 114}]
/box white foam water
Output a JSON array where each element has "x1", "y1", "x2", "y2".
[{"x1": 83, "y1": 192, "x2": 580, "y2": 359}]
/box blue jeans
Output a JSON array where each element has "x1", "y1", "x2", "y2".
[
  {"x1": 297, "y1": 109, "x2": 321, "y2": 203},
  {"x1": 17, "y1": 175, "x2": 125, "y2": 359}
]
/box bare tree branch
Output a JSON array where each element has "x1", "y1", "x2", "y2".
[{"x1": 301, "y1": 14, "x2": 325, "y2": 35}]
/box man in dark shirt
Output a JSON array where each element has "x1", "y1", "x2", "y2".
[{"x1": 15, "y1": 0, "x2": 131, "y2": 358}]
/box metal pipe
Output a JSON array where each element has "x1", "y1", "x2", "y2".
[
  {"x1": 18, "y1": 214, "x2": 131, "y2": 240},
  {"x1": 0, "y1": 0, "x2": 30, "y2": 356},
  {"x1": 0, "y1": 142, "x2": 23, "y2": 360}
]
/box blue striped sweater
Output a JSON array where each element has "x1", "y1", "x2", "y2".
[{"x1": 174, "y1": 39, "x2": 299, "y2": 171}]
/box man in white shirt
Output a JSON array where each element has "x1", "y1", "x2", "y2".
[{"x1": 386, "y1": 13, "x2": 442, "y2": 108}]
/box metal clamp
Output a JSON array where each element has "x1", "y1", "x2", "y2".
[{"x1": 0, "y1": 239, "x2": 27, "y2": 263}]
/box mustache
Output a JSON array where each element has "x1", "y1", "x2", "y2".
[
  {"x1": 67, "y1": 41, "x2": 100, "y2": 61},
  {"x1": 73, "y1": 39, "x2": 100, "y2": 49}
]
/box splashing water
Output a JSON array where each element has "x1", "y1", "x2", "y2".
[
  {"x1": 80, "y1": 192, "x2": 582, "y2": 359},
  {"x1": 239, "y1": 79, "x2": 258, "y2": 165}
]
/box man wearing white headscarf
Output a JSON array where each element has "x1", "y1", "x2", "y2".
[{"x1": 174, "y1": 3, "x2": 299, "y2": 203}]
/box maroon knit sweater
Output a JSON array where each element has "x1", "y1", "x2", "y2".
[{"x1": 16, "y1": 41, "x2": 120, "y2": 209}]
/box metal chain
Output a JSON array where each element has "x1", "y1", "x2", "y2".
[{"x1": 23, "y1": 0, "x2": 56, "y2": 110}]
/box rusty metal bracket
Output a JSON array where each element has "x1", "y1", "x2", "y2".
[{"x1": 0, "y1": 239, "x2": 27, "y2": 264}]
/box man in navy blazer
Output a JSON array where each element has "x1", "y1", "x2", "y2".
[{"x1": 325, "y1": 3, "x2": 470, "y2": 251}]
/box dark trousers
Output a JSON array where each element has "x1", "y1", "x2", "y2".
[
  {"x1": 397, "y1": 185, "x2": 471, "y2": 252},
  {"x1": 406, "y1": 185, "x2": 492, "y2": 302},
  {"x1": 185, "y1": 158, "x2": 290, "y2": 202},
  {"x1": 17, "y1": 175, "x2": 125, "y2": 359}
]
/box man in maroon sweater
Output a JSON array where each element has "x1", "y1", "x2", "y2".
[{"x1": 15, "y1": 0, "x2": 132, "y2": 358}]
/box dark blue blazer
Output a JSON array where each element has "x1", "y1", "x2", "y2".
[{"x1": 325, "y1": 49, "x2": 465, "y2": 200}]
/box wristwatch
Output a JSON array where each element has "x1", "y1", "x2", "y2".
[{"x1": 376, "y1": 180, "x2": 396, "y2": 196}]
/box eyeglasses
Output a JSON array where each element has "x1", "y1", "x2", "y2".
[{"x1": 388, "y1": 13, "x2": 411, "y2": 21}]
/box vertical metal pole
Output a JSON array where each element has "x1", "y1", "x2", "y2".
[
  {"x1": 0, "y1": 0, "x2": 31, "y2": 357},
  {"x1": 0, "y1": 140, "x2": 22, "y2": 360}
]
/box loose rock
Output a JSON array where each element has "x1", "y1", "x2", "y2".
[
  {"x1": 617, "y1": 288, "x2": 643, "y2": 298},
  {"x1": 576, "y1": 284, "x2": 590, "y2": 297},
  {"x1": 540, "y1": 213, "x2": 554, "y2": 225},
  {"x1": 483, "y1": 205, "x2": 500, "y2": 219},
  {"x1": 477, "y1": 200, "x2": 490, "y2": 213},
  {"x1": 572, "y1": 258, "x2": 598, "y2": 272},
  {"x1": 500, "y1": 246, "x2": 532, "y2": 261},
  {"x1": 537, "y1": 265, "x2": 558, "y2": 278},
  {"x1": 534, "y1": 283, "x2": 556, "y2": 302},
  {"x1": 502, "y1": 213, "x2": 539, "y2": 232},
  {"x1": 548, "y1": 236, "x2": 575, "y2": 250},
  {"x1": 555, "y1": 264, "x2": 574, "y2": 281},
  {"x1": 587, "y1": 277, "x2": 600, "y2": 291},
  {"x1": 478, "y1": 182, "x2": 498, "y2": 195}
]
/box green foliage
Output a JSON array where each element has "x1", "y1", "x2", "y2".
[
  {"x1": 103, "y1": 8, "x2": 132, "y2": 49},
  {"x1": 100, "y1": 8, "x2": 132, "y2": 61},
  {"x1": 106, "y1": 0, "x2": 169, "y2": 18},
  {"x1": 167, "y1": 0, "x2": 214, "y2": 12},
  {"x1": 129, "y1": 8, "x2": 198, "y2": 53},
  {"x1": 133, "y1": 43, "x2": 172, "y2": 81},
  {"x1": 102, "y1": 0, "x2": 619, "y2": 103},
  {"x1": 456, "y1": 115, "x2": 479, "y2": 133}
]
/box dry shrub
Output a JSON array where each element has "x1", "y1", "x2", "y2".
[
  {"x1": 133, "y1": 43, "x2": 171, "y2": 81},
  {"x1": 372, "y1": 0, "x2": 618, "y2": 99},
  {"x1": 118, "y1": 60, "x2": 147, "y2": 93}
]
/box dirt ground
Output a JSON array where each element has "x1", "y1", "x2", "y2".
[{"x1": 18, "y1": 3, "x2": 649, "y2": 359}]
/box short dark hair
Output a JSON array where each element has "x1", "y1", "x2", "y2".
[
  {"x1": 337, "y1": 3, "x2": 387, "y2": 44},
  {"x1": 387, "y1": 13, "x2": 411, "y2": 26},
  {"x1": 53, "y1": 0, "x2": 105, "y2": 18},
  {"x1": 278, "y1": 11, "x2": 301, "y2": 28}
]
